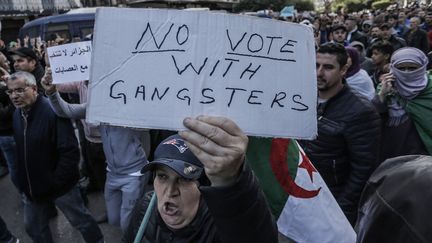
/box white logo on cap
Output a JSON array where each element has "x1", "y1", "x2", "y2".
[
  {"x1": 163, "y1": 138, "x2": 188, "y2": 153},
  {"x1": 184, "y1": 165, "x2": 197, "y2": 175}
]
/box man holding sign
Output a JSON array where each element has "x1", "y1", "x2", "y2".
[
  {"x1": 123, "y1": 116, "x2": 278, "y2": 243},
  {"x1": 83, "y1": 7, "x2": 315, "y2": 241}
]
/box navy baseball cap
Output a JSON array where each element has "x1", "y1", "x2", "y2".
[{"x1": 141, "y1": 134, "x2": 204, "y2": 180}]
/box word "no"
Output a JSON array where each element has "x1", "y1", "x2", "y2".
[{"x1": 134, "y1": 23, "x2": 189, "y2": 52}]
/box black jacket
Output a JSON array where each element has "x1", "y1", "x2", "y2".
[
  {"x1": 12, "y1": 95, "x2": 80, "y2": 202},
  {"x1": 31, "y1": 63, "x2": 45, "y2": 94},
  {"x1": 300, "y1": 86, "x2": 381, "y2": 225},
  {"x1": 372, "y1": 96, "x2": 428, "y2": 162},
  {"x1": 349, "y1": 30, "x2": 368, "y2": 47},
  {"x1": 387, "y1": 35, "x2": 407, "y2": 51},
  {"x1": 123, "y1": 163, "x2": 278, "y2": 243},
  {"x1": 404, "y1": 29, "x2": 429, "y2": 54},
  {"x1": 356, "y1": 155, "x2": 432, "y2": 243},
  {"x1": 0, "y1": 84, "x2": 14, "y2": 136}
]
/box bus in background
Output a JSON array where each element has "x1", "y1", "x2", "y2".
[{"x1": 19, "y1": 8, "x2": 96, "y2": 43}]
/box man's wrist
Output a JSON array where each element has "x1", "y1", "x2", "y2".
[
  {"x1": 208, "y1": 159, "x2": 245, "y2": 187},
  {"x1": 209, "y1": 176, "x2": 237, "y2": 187}
]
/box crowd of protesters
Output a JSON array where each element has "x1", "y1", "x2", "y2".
[{"x1": 0, "y1": 2, "x2": 432, "y2": 243}]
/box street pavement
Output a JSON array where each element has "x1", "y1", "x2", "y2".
[{"x1": 0, "y1": 174, "x2": 122, "y2": 243}]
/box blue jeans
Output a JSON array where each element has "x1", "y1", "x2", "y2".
[
  {"x1": 0, "y1": 216, "x2": 13, "y2": 243},
  {"x1": 23, "y1": 185, "x2": 104, "y2": 243},
  {"x1": 0, "y1": 136, "x2": 17, "y2": 187}
]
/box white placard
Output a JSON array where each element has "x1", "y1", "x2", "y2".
[
  {"x1": 47, "y1": 41, "x2": 92, "y2": 84},
  {"x1": 87, "y1": 8, "x2": 317, "y2": 139}
]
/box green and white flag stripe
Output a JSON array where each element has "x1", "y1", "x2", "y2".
[
  {"x1": 247, "y1": 137, "x2": 356, "y2": 243},
  {"x1": 247, "y1": 137, "x2": 299, "y2": 216}
]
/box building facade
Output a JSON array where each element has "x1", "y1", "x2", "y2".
[{"x1": 126, "y1": 0, "x2": 239, "y2": 11}]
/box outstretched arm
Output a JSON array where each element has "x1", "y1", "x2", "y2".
[
  {"x1": 41, "y1": 68, "x2": 87, "y2": 119},
  {"x1": 179, "y1": 116, "x2": 278, "y2": 243}
]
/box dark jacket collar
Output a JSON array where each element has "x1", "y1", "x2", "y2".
[
  {"x1": 31, "y1": 63, "x2": 44, "y2": 80},
  {"x1": 20, "y1": 94, "x2": 44, "y2": 121},
  {"x1": 318, "y1": 84, "x2": 348, "y2": 115}
]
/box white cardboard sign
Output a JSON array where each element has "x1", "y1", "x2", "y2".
[
  {"x1": 47, "y1": 41, "x2": 92, "y2": 84},
  {"x1": 87, "y1": 8, "x2": 317, "y2": 139}
]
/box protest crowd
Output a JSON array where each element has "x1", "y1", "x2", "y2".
[{"x1": 1, "y1": 1, "x2": 432, "y2": 243}]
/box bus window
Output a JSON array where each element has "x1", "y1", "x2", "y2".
[
  {"x1": 45, "y1": 24, "x2": 71, "y2": 42},
  {"x1": 80, "y1": 27, "x2": 93, "y2": 39},
  {"x1": 23, "y1": 26, "x2": 39, "y2": 38}
]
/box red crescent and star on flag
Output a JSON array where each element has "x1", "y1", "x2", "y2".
[{"x1": 269, "y1": 138, "x2": 321, "y2": 199}]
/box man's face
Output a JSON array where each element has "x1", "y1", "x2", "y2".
[
  {"x1": 316, "y1": 53, "x2": 346, "y2": 92},
  {"x1": 0, "y1": 53, "x2": 10, "y2": 73},
  {"x1": 371, "y1": 49, "x2": 388, "y2": 66},
  {"x1": 410, "y1": 18, "x2": 420, "y2": 29},
  {"x1": 398, "y1": 12, "x2": 406, "y2": 24},
  {"x1": 12, "y1": 56, "x2": 36, "y2": 72},
  {"x1": 381, "y1": 28, "x2": 392, "y2": 40},
  {"x1": 370, "y1": 27, "x2": 382, "y2": 38},
  {"x1": 425, "y1": 14, "x2": 432, "y2": 25},
  {"x1": 418, "y1": 11, "x2": 426, "y2": 18},
  {"x1": 7, "y1": 77, "x2": 38, "y2": 110},
  {"x1": 345, "y1": 19, "x2": 356, "y2": 32},
  {"x1": 394, "y1": 61, "x2": 421, "y2": 72},
  {"x1": 154, "y1": 166, "x2": 200, "y2": 229},
  {"x1": 388, "y1": 18, "x2": 397, "y2": 27},
  {"x1": 333, "y1": 29, "x2": 347, "y2": 43}
]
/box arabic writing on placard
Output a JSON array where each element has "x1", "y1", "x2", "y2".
[
  {"x1": 49, "y1": 45, "x2": 92, "y2": 58},
  {"x1": 47, "y1": 41, "x2": 92, "y2": 84},
  {"x1": 54, "y1": 64, "x2": 89, "y2": 74}
]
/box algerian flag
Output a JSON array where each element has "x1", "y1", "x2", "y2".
[{"x1": 247, "y1": 137, "x2": 356, "y2": 243}]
